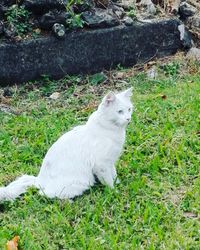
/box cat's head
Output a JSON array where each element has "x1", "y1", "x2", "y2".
[{"x1": 98, "y1": 88, "x2": 134, "y2": 128}]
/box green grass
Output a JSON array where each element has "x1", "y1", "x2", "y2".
[{"x1": 0, "y1": 57, "x2": 200, "y2": 249}]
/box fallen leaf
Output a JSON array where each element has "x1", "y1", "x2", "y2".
[
  {"x1": 6, "y1": 236, "x2": 20, "y2": 250},
  {"x1": 147, "y1": 61, "x2": 156, "y2": 66},
  {"x1": 49, "y1": 92, "x2": 60, "y2": 100},
  {"x1": 161, "y1": 94, "x2": 167, "y2": 99},
  {"x1": 0, "y1": 95, "x2": 11, "y2": 105},
  {"x1": 183, "y1": 212, "x2": 197, "y2": 218},
  {"x1": 115, "y1": 72, "x2": 125, "y2": 79},
  {"x1": 15, "y1": 36, "x2": 22, "y2": 42},
  {"x1": 34, "y1": 28, "x2": 41, "y2": 34}
]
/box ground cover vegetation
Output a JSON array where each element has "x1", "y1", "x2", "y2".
[{"x1": 0, "y1": 54, "x2": 199, "y2": 249}]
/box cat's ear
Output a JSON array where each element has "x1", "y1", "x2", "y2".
[
  {"x1": 103, "y1": 91, "x2": 116, "y2": 106},
  {"x1": 121, "y1": 87, "x2": 133, "y2": 99}
]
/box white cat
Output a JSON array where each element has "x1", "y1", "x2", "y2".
[{"x1": 0, "y1": 88, "x2": 133, "y2": 201}]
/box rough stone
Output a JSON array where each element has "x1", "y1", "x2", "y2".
[
  {"x1": 73, "y1": 0, "x2": 95, "y2": 13},
  {"x1": 123, "y1": 16, "x2": 134, "y2": 26},
  {"x1": 3, "y1": 88, "x2": 13, "y2": 97},
  {"x1": 186, "y1": 15, "x2": 200, "y2": 47},
  {"x1": 0, "y1": 21, "x2": 4, "y2": 35},
  {"x1": 4, "y1": 24, "x2": 17, "y2": 40},
  {"x1": 22, "y1": 0, "x2": 67, "y2": 14},
  {"x1": 118, "y1": 0, "x2": 135, "y2": 11},
  {"x1": 187, "y1": 15, "x2": 200, "y2": 29},
  {"x1": 38, "y1": 10, "x2": 70, "y2": 30},
  {"x1": 178, "y1": 24, "x2": 192, "y2": 49},
  {"x1": 179, "y1": 2, "x2": 197, "y2": 20},
  {"x1": 52, "y1": 23, "x2": 66, "y2": 38},
  {"x1": 0, "y1": 4, "x2": 8, "y2": 19},
  {"x1": 147, "y1": 66, "x2": 157, "y2": 79},
  {"x1": 0, "y1": 19, "x2": 192, "y2": 85},
  {"x1": 82, "y1": 8, "x2": 120, "y2": 28},
  {"x1": 0, "y1": 0, "x2": 16, "y2": 10},
  {"x1": 1, "y1": 0, "x2": 16, "y2": 7},
  {"x1": 111, "y1": 5, "x2": 125, "y2": 19},
  {"x1": 140, "y1": 0, "x2": 157, "y2": 15},
  {"x1": 186, "y1": 47, "x2": 200, "y2": 62},
  {"x1": 94, "y1": 0, "x2": 110, "y2": 8}
]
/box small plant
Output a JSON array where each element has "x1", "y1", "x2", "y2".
[
  {"x1": 126, "y1": 5, "x2": 136, "y2": 18},
  {"x1": 65, "y1": 0, "x2": 85, "y2": 29},
  {"x1": 88, "y1": 72, "x2": 107, "y2": 85},
  {"x1": 162, "y1": 62, "x2": 180, "y2": 77},
  {"x1": 5, "y1": 5, "x2": 32, "y2": 36},
  {"x1": 127, "y1": 9, "x2": 136, "y2": 18},
  {"x1": 66, "y1": 13, "x2": 85, "y2": 29}
]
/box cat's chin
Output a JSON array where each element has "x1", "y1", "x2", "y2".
[
  {"x1": 122, "y1": 121, "x2": 131, "y2": 128},
  {"x1": 112, "y1": 121, "x2": 129, "y2": 128}
]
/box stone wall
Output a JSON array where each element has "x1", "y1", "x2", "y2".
[{"x1": 0, "y1": 19, "x2": 191, "y2": 85}]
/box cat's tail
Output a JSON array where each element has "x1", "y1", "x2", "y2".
[{"x1": 0, "y1": 175, "x2": 38, "y2": 201}]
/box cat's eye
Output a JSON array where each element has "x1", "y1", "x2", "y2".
[
  {"x1": 128, "y1": 108, "x2": 131, "y2": 112},
  {"x1": 118, "y1": 110, "x2": 124, "y2": 114}
]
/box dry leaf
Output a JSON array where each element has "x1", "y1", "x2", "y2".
[
  {"x1": 49, "y1": 92, "x2": 60, "y2": 100},
  {"x1": 115, "y1": 72, "x2": 125, "y2": 79},
  {"x1": 183, "y1": 212, "x2": 197, "y2": 218},
  {"x1": 0, "y1": 95, "x2": 11, "y2": 105},
  {"x1": 166, "y1": 0, "x2": 180, "y2": 13},
  {"x1": 34, "y1": 28, "x2": 41, "y2": 34},
  {"x1": 161, "y1": 94, "x2": 167, "y2": 99},
  {"x1": 6, "y1": 236, "x2": 20, "y2": 250}
]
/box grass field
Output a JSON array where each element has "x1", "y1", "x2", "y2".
[{"x1": 0, "y1": 55, "x2": 200, "y2": 249}]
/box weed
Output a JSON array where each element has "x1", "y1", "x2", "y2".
[
  {"x1": 65, "y1": 0, "x2": 85, "y2": 29},
  {"x1": 127, "y1": 9, "x2": 136, "y2": 18},
  {"x1": 66, "y1": 13, "x2": 85, "y2": 29},
  {"x1": 5, "y1": 5, "x2": 32, "y2": 36},
  {"x1": 161, "y1": 62, "x2": 180, "y2": 77},
  {"x1": 88, "y1": 72, "x2": 107, "y2": 85}
]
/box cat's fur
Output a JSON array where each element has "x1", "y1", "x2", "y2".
[{"x1": 0, "y1": 88, "x2": 133, "y2": 201}]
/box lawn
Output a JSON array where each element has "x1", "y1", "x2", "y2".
[{"x1": 0, "y1": 55, "x2": 200, "y2": 249}]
